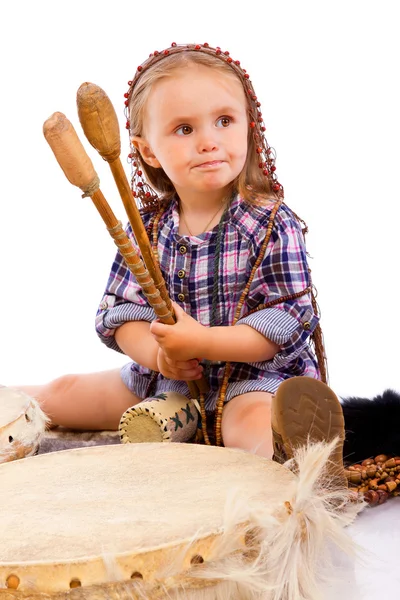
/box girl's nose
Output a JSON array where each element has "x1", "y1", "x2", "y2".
[
  {"x1": 201, "y1": 143, "x2": 217, "y2": 152},
  {"x1": 197, "y1": 130, "x2": 219, "y2": 153}
]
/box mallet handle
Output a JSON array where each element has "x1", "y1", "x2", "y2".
[
  {"x1": 76, "y1": 83, "x2": 171, "y2": 317},
  {"x1": 43, "y1": 113, "x2": 204, "y2": 398},
  {"x1": 43, "y1": 112, "x2": 173, "y2": 325}
]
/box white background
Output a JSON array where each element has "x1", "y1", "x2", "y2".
[
  {"x1": 0, "y1": 1, "x2": 398, "y2": 398},
  {"x1": 0, "y1": 2, "x2": 399, "y2": 596}
]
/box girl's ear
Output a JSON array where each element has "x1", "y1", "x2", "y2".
[{"x1": 131, "y1": 136, "x2": 161, "y2": 168}]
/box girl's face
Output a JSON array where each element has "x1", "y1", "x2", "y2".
[{"x1": 134, "y1": 64, "x2": 249, "y2": 201}]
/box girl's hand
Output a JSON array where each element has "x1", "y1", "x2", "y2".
[
  {"x1": 156, "y1": 347, "x2": 203, "y2": 381},
  {"x1": 150, "y1": 302, "x2": 208, "y2": 361}
]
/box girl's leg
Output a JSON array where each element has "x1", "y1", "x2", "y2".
[
  {"x1": 222, "y1": 380, "x2": 346, "y2": 486},
  {"x1": 221, "y1": 392, "x2": 273, "y2": 458},
  {"x1": 13, "y1": 370, "x2": 142, "y2": 431}
]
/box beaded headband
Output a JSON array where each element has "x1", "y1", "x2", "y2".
[{"x1": 124, "y1": 42, "x2": 283, "y2": 209}]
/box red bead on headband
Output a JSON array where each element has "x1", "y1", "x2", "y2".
[{"x1": 124, "y1": 42, "x2": 283, "y2": 207}]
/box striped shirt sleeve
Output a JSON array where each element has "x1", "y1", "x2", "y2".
[
  {"x1": 95, "y1": 223, "x2": 156, "y2": 353},
  {"x1": 236, "y1": 209, "x2": 319, "y2": 367}
]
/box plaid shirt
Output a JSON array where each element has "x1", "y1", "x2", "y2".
[{"x1": 96, "y1": 195, "x2": 320, "y2": 409}]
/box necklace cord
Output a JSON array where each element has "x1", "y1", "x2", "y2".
[{"x1": 180, "y1": 202, "x2": 225, "y2": 237}]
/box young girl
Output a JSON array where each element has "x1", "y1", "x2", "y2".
[{"x1": 13, "y1": 42, "x2": 346, "y2": 467}]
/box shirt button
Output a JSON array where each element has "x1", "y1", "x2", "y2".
[
  {"x1": 179, "y1": 245, "x2": 187, "y2": 254},
  {"x1": 303, "y1": 321, "x2": 311, "y2": 330},
  {"x1": 177, "y1": 293, "x2": 185, "y2": 301},
  {"x1": 99, "y1": 300, "x2": 108, "y2": 310},
  {"x1": 177, "y1": 269, "x2": 185, "y2": 278}
]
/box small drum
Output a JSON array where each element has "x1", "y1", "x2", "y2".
[
  {"x1": 0, "y1": 387, "x2": 48, "y2": 464},
  {"x1": 0, "y1": 442, "x2": 360, "y2": 599},
  {"x1": 119, "y1": 392, "x2": 199, "y2": 444}
]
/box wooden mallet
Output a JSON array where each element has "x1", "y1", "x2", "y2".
[{"x1": 43, "y1": 112, "x2": 207, "y2": 401}]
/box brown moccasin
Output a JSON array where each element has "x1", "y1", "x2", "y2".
[{"x1": 271, "y1": 377, "x2": 346, "y2": 487}]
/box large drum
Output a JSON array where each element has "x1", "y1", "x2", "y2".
[
  {"x1": 0, "y1": 387, "x2": 47, "y2": 463},
  {"x1": 0, "y1": 442, "x2": 360, "y2": 599}
]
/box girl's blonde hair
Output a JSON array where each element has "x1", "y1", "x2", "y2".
[{"x1": 128, "y1": 51, "x2": 278, "y2": 207}]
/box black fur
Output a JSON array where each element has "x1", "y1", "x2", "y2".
[{"x1": 342, "y1": 389, "x2": 400, "y2": 465}]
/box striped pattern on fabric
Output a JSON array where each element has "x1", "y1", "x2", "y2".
[{"x1": 96, "y1": 195, "x2": 320, "y2": 410}]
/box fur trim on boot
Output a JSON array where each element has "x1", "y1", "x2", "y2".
[{"x1": 342, "y1": 389, "x2": 400, "y2": 464}]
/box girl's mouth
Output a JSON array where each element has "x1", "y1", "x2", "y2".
[{"x1": 194, "y1": 160, "x2": 224, "y2": 169}]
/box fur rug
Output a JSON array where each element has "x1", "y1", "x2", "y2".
[
  {"x1": 342, "y1": 389, "x2": 400, "y2": 464},
  {"x1": 38, "y1": 427, "x2": 120, "y2": 454}
]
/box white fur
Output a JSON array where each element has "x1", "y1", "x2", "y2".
[{"x1": 0, "y1": 390, "x2": 49, "y2": 463}]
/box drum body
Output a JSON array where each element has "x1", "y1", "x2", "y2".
[
  {"x1": 0, "y1": 387, "x2": 47, "y2": 463},
  {"x1": 0, "y1": 442, "x2": 360, "y2": 600}
]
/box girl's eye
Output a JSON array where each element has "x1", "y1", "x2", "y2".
[
  {"x1": 175, "y1": 125, "x2": 193, "y2": 136},
  {"x1": 216, "y1": 116, "x2": 231, "y2": 128}
]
